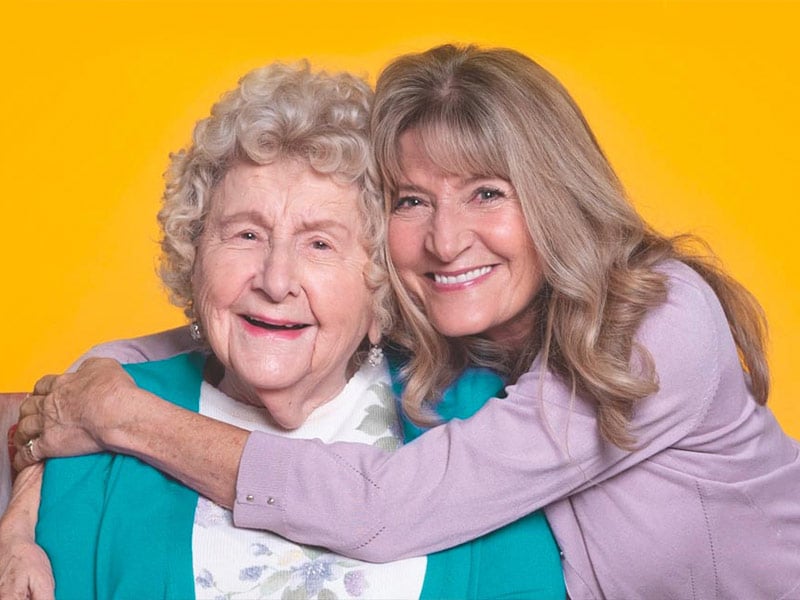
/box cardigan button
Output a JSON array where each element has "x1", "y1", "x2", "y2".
[
  {"x1": 267, "y1": 497, "x2": 276, "y2": 505},
  {"x1": 246, "y1": 494, "x2": 254, "y2": 502}
]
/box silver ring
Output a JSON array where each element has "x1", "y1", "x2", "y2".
[{"x1": 25, "y1": 438, "x2": 39, "y2": 461}]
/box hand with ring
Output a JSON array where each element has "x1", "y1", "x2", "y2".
[
  {"x1": 12, "y1": 358, "x2": 134, "y2": 472},
  {"x1": 23, "y1": 438, "x2": 40, "y2": 462}
]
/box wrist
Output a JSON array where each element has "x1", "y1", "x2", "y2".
[
  {"x1": 91, "y1": 379, "x2": 152, "y2": 451},
  {"x1": 0, "y1": 464, "x2": 43, "y2": 538},
  {"x1": 98, "y1": 386, "x2": 172, "y2": 458}
]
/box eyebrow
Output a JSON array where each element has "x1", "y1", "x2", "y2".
[
  {"x1": 216, "y1": 211, "x2": 351, "y2": 231},
  {"x1": 215, "y1": 210, "x2": 267, "y2": 226},
  {"x1": 297, "y1": 218, "x2": 352, "y2": 236},
  {"x1": 396, "y1": 174, "x2": 505, "y2": 193}
]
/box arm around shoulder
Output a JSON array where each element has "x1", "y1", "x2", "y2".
[{"x1": 68, "y1": 326, "x2": 203, "y2": 370}]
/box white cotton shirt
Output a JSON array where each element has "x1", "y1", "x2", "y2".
[{"x1": 192, "y1": 362, "x2": 427, "y2": 599}]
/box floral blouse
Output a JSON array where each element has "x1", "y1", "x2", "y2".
[{"x1": 192, "y1": 362, "x2": 426, "y2": 600}]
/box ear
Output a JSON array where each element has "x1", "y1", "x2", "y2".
[{"x1": 367, "y1": 318, "x2": 382, "y2": 346}]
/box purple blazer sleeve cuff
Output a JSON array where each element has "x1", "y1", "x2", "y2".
[{"x1": 233, "y1": 430, "x2": 291, "y2": 531}]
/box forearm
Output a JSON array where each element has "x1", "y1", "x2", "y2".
[
  {"x1": 0, "y1": 464, "x2": 54, "y2": 600},
  {"x1": 102, "y1": 387, "x2": 249, "y2": 508},
  {"x1": 0, "y1": 464, "x2": 43, "y2": 541}
]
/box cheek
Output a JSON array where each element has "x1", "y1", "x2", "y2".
[
  {"x1": 496, "y1": 212, "x2": 540, "y2": 274},
  {"x1": 192, "y1": 252, "x2": 251, "y2": 315},
  {"x1": 388, "y1": 220, "x2": 421, "y2": 270},
  {"x1": 308, "y1": 265, "x2": 372, "y2": 326}
]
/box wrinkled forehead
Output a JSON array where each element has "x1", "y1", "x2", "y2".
[
  {"x1": 210, "y1": 159, "x2": 367, "y2": 229},
  {"x1": 383, "y1": 119, "x2": 511, "y2": 192}
]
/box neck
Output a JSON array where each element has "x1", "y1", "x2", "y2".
[{"x1": 214, "y1": 367, "x2": 348, "y2": 431}]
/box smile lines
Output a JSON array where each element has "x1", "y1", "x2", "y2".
[{"x1": 432, "y1": 266, "x2": 492, "y2": 285}]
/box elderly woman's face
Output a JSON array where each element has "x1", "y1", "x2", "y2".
[
  {"x1": 192, "y1": 161, "x2": 379, "y2": 428},
  {"x1": 388, "y1": 130, "x2": 543, "y2": 347}
]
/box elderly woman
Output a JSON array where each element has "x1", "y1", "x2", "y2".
[
  {"x1": 12, "y1": 45, "x2": 800, "y2": 598},
  {"x1": 1, "y1": 60, "x2": 565, "y2": 599}
]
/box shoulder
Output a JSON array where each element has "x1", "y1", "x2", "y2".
[
  {"x1": 630, "y1": 260, "x2": 737, "y2": 435},
  {"x1": 642, "y1": 260, "x2": 729, "y2": 365},
  {"x1": 123, "y1": 351, "x2": 207, "y2": 378},
  {"x1": 514, "y1": 260, "x2": 734, "y2": 440},
  {"x1": 123, "y1": 352, "x2": 207, "y2": 410},
  {"x1": 436, "y1": 367, "x2": 506, "y2": 421},
  {"x1": 656, "y1": 260, "x2": 721, "y2": 311},
  {"x1": 69, "y1": 326, "x2": 204, "y2": 371}
]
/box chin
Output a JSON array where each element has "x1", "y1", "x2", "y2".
[{"x1": 432, "y1": 319, "x2": 486, "y2": 339}]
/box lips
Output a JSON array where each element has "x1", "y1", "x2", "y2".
[
  {"x1": 431, "y1": 265, "x2": 493, "y2": 285},
  {"x1": 242, "y1": 315, "x2": 310, "y2": 330}
]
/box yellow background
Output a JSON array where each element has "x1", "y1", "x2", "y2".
[{"x1": 1, "y1": 1, "x2": 798, "y2": 437}]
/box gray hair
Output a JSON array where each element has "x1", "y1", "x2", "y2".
[{"x1": 158, "y1": 61, "x2": 391, "y2": 338}]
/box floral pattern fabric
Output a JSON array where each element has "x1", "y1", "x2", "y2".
[{"x1": 192, "y1": 363, "x2": 425, "y2": 600}]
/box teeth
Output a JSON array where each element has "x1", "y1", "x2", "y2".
[
  {"x1": 433, "y1": 266, "x2": 492, "y2": 285},
  {"x1": 244, "y1": 316, "x2": 306, "y2": 329}
]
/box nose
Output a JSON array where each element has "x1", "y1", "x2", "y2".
[
  {"x1": 425, "y1": 203, "x2": 474, "y2": 262},
  {"x1": 255, "y1": 241, "x2": 301, "y2": 301}
]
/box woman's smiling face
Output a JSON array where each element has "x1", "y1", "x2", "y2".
[
  {"x1": 387, "y1": 130, "x2": 543, "y2": 347},
  {"x1": 192, "y1": 160, "x2": 378, "y2": 428}
]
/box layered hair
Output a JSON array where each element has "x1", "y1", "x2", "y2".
[
  {"x1": 373, "y1": 44, "x2": 768, "y2": 448},
  {"x1": 157, "y1": 62, "x2": 392, "y2": 354}
]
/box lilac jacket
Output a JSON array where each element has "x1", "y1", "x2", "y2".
[{"x1": 81, "y1": 262, "x2": 800, "y2": 599}]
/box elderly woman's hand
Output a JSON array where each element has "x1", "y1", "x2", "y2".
[
  {"x1": 12, "y1": 358, "x2": 137, "y2": 471},
  {"x1": 0, "y1": 464, "x2": 55, "y2": 600},
  {"x1": 0, "y1": 530, "x2": 55, "y2": 600}
]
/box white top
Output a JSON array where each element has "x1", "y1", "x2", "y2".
[{"x1": 192, "y1": 362, "x2": 426, "y2": 599}]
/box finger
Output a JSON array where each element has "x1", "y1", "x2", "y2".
[
  {"x1": 12, "y1": 437, "x2": 45, "y2": 470},
  {"x1": 13, "y1": 447, "x2": 38, "y2": 472},
  {"x1": 13, "y1": 415, "x2": 44, "y2": 448},
  {"x1": 18, "y1": 395, "x2": 41, "y2": 419},
  {"x1": 80, "y1": 356, "x2": 117, "y2": 370},
  {"x1": 29, "y1": 572, "x2": 56, "y2": 600},
  {"x1": 32, "y1": 374, "x2": 59, "y2": 396}
]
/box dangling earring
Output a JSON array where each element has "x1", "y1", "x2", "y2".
[
  {"x1": 189, "y1": 321, "x2": 203, "y2": 342},
  {"x1": 367, "y1": 344, "x2": 384, "y2": 367}
]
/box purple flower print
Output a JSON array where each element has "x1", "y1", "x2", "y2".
[
  {"x1": 195, "y1": 569, "x2": 214, "y2": 589},
  {"x1": 194, "y1": 497, "x2": 230, "y2": 527},
  {"x1": 239, "y1": 565, "x2": 265, "y2": 581},
  {"x1": 344, "y1": 570, "x2": 368, "y2": 596},
  {"x1": 293, "y1": 556, "x2": 336, "y2": 596},
  {"x1": 250, "y1": 542, "x2": 272, "y2": 556}
]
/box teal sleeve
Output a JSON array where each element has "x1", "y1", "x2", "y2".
[
  {"x1": 36, "y1": 352, "x2": 205, "y2": 600},
  {"x1": 390, "y1": 358, "x2": 567, "y2": 600}
]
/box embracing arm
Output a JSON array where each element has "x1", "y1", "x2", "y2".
[
  {"x1": 15, "y1": 359, "x2": 249, "y2": 509},
  {"x1": 230, "y1": 262, "x2": 727, "y2": 560},
  {"x1": 14, "y1": 264, "x2": 729, "y2": 561}
]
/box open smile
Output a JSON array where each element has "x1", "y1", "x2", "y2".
[
  {"x1": 429, "y1": 265, "x2": 494, "y2": 286},
  {"x1": 241, "y1": 315, "x2": 311, "y2": 331}
]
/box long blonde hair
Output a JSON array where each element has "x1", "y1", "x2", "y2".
[{"x1": 373, "y1": 44, "x2": 768, "y2": 449}]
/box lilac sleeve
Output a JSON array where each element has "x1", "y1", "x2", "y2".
[
  {"x1": 232, "y1": 262, "x2": 725, "y2": 561},
  {"x1": 68, "y1": 326, "x2": 202, "y2": 370}
]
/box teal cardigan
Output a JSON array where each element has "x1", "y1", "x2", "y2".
[
  {"x1": 390, "y1": 360, "x2": 566, "y2": 600},
  {"x1": 37, "y1": 352, "x2": 204, "y2": 599},
  {"x1": 37, "y1": 353, "x2": 565, "y2": 599}
]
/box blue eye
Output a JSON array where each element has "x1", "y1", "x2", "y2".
[
  {"x1": 476, "y1": 187, "x2": 504, "y2": 201},
  {"x1": 394, "y1": 196, "x2": 423, "y2": 210},
  {"x1": 240, "y1": 231, "x2": 257, "y2": 241},
  {"x1": 312, "y1": 240, "x2": 331, "y2": 250}
]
